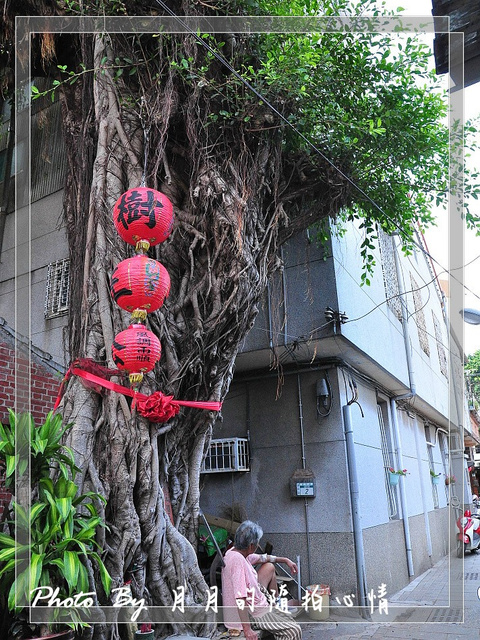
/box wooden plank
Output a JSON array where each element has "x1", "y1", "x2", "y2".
[{"x1": 203, "y1": 513, "x2": 241, "y2": 534}]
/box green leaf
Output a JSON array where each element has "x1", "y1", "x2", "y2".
[
  {"x1": 75, "y1": 527, "x2": 97, "y2": 541},
  {"x1": 8, "y1": 569, "x2": 29, "y2": 611},
  {"x1": 0, "y1": 420, "x2": 14, "y2": 449},
  {"x1": 64, "y1": 513, "x2": 74, "y2": 539},
  {"x1": 0, "y1": 440, "x2": 10, "y2": 453},
  {"x1": 13, "y1": 502, "x2": 29, "y2": 529},
  {"x1": 89, "y1": 551, "x2": 111, "y2": 595},
  {"x1": 55, "y1": 538, "x2": 87, "y2": 554},
  {"x1": 33, "y1": 438, "x2": 48, "y2": 454},
  {"x1": 63, "y1": 550, "x2": 80, "y2": 591},
  {"x1": 0, "y1": 547, "x2": 16, "y2": 562},
  {"x1": 5, "y1": 454, "x2": 18, "y2": 478},
  {"x1": 0, "y1": 558, "x2": 16, "y2": 578},
  {"x1": 48, "y1": 557, "x2": 65, "y2": 571},
  {"x1": 29, "y1": 503, "x2": 46, "y2": 523},
  {"x1": 56, "y1": 497, "x2": 73, "y2": 522},
  {"x1": 29, "y1": 552, "x2": 44, "y2": 596},
  {"x1": 8, "y1": 409, "x2": 16, "y2": 431},
  {"x1": 17, "y1": 457, "x2": 28, "y2": 477},
  {"x1": 76, "y1": 560, "x2": 90, "y2": 593},
  {"x1": 43, "y1": 491, "x2": 59, "y2": 521},
  {"x1": 39, "y1": 477, "x2": 55, "y2": 497},
  {"x1": 54, "y1": 476, "x2": 78, "y2": 499},
  {"x1": 0, "y1": 532, "x2": 16, "y2": 548}
]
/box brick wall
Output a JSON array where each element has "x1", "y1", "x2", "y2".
[{"x1": 0, "y1": 340, "x2": 62, "y2": 517}]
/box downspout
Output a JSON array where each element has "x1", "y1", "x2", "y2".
[
  {"x1": 389, "y1": 402, "x2": 415, "y2": 576},
  {"x1": 342, "y1": 400, "x2": 369, "y2": 617},
  {"x1": 281, "y1": 245, "x2": 288, "y2": 346},
  {"x1": 297, "y1": 374, "x2": 313, "y2": 585},
  {"x1": 267, "y1": 281, "x2": 274, "y2": 349},
  {"x1": 392, "y1": 234, "x2": 416, "y2": 401},
  {"x1": 391, "y1": 234, "x2": 428, "y2": 573}
]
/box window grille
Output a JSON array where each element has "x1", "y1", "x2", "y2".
[
  {"x1": 201, "y1": 438, "x2": 250, "y2": 473},
  {"x1": 378, "y1": 403, "x2": 399, "y2": 519},
  {"x1": 45, "y1": 259, "x2": 70, "y2": 319},
  {"x1": 426, "y1": 429, "x2": 439, "y2": 509},
  {"x1": 410, "y1": 274, "x2": 430, "y2": 356},
  {"x1": 377, "y1": 228, "x2": 402, "y2": 321},
  {"x1": 432, "y1": 312, "x2": 448, "y2": 378},
  {"x1": 439, "y1": 430, "x2": 450, "y2": 502},
  {"x1": 31, "y1": 99, "x2": 67, "y2": 202}
]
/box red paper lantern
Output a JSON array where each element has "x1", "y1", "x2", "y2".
[
  {"x1": 113, "y1": 187, "x2": 174, "y2": 247},
  {"x1": 112, "y1": 324, "x2": 161, "y2": 374},
  {"x1": 111, "y1": 255, "x2": 170, "y2": 313}
]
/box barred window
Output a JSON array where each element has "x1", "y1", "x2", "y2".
[
  {"x1": 432, "y1": 311, "x2": 448, "y2": 378},
  {"x1": 426, "y1": 429, "x2": 439, "y2": 509},
  {"x1": 410, "y1": 274, "x2": 430, "y2": 356},
  {"x1": 378, "y1": 403, "x2": 399, "y2": 520},
  {"x1": 378, "y1": 228, "x2": 402, "y2": 321},
  {"x1": 45, "y1": 259, "x2": 70, "y2": 319}
]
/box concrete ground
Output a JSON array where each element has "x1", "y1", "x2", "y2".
[{"x1": 300, "y1": 548, "x2": 479, "y2": 640}]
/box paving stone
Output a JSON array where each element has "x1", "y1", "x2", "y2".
[{"x1": 302, "y1": 550, "x2": 480, "y2": 640}]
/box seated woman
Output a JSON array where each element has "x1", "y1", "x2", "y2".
[{"x1": 221, "y1": 520, "x2": 301, "y2": 640}]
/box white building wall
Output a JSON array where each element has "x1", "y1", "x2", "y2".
[
  {"x1": 331, "y1": 220, "x2": 450, "y2": 423},
  {"x1": 330, "y1": 225, "x2": 409, "y2": 393}
]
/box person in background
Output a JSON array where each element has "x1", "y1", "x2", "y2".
[{"x1": 221, "y1": 520, "x2": 301, "y2": 640}]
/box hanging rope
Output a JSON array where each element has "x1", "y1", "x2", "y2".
[{"x1": 139, "y1": 96, "x2": 151, "y2": 187}]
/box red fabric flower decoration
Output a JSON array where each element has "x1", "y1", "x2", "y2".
[{"x1": 135, "y1": 391, "x2": 180, "y2": 422}]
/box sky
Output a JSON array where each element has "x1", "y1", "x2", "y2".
[{"x1": 382, "y1": 0, "x2": 480, "y2": 356}]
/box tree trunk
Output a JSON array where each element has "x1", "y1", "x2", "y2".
[
  {"x1": 56, "y1": 28, "x2": 284, "y2": 639},
  {"x1": 53, "y1": 15, "x2": 347, "y2": 637}
]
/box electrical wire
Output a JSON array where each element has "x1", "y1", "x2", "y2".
[
  {"x1": 147, "y1": 0, "x2": 480, "y2": 373},
  {"x1": 151, "y1": 0, "x2": 477, "y2": 305}
]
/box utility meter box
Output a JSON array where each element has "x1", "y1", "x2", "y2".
[{"x1": 289, "y1": 468, "x2": 316, "y2": 498}]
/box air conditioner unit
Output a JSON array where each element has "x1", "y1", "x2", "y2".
[{"x1": 201, "y1": 438, "x2": 250, "y2": 473}]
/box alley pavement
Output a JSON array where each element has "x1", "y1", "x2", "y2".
[{"x1": 300, "y1": 548, "x2": 480, "y2": 640}]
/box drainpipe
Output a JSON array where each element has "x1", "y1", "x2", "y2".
[
  {"x1": 297, "y1": 374, "x2": 313, "y2": 585},
  {"x1": 389, "y1": 400, "x2": 415, "y2": 576},
  {"x1": 267, "y1": 281, "x2": 274, "y2": 349},
  {"x1": 391, "y1": 234, "x2": 429, "y2": 572},
  {"x1": 413, "y1": 422, "x2": 433, "y2": 558},
  {"x1": 281, "y1": 245, "x2": 288, "y2": 346},
  {"x1": 343, "y1": 401, "x2": 369, "y2": 617},
  {"x1": 392, "y1": 234, "x2": 416, "y2": 401}
]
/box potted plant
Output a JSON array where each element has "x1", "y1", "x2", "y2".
[
  {"x1": 387, "y1": 468, "x2": 407, "y2": 486},
  {"x1": 430, "y1": 469, "x2": 441, "y2": 484},
  {"x1": 445, "y1": 475, "x2": 456, "y2": 486},
  {"x1": 0, "y1": 411, "x2": 111, "y2": 639},
  {"x1": 135, "y1": 623, "x2": 154, "y2": 639}
]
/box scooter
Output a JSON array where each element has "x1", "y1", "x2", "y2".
[
  {"x1": 472, "y1": 494, "x2": 480, "y2": 516},
  {"x1": 456, "y1": 509, "x2": 480, "y2": 557}
]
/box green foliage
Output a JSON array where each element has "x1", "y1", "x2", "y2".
[
  {"x1": 161, "y1": 0, "x2": 465, "y2": 274},
  {"x1": 0, "y1": 410, "x2": 77, "y2": 488},
  {"x1": 465, "y1": 350, "x2": 480, "y2": 407},
  {"x1": 52, "y1": 0, "x2": 478, "y2": 280},
  {"x1": 0, "y1": 412, "x2": 110, "y2": 623},
  {"x1": 240, "y1": 4, "x2": 449, "y2": 233}
]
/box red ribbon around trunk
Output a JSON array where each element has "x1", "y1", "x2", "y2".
[{"x1": 53, "y1": 360, "x2": 222, "y2": 423}]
